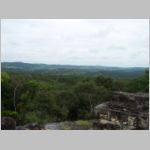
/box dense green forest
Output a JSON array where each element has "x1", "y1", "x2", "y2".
[{"x1": 1, "y1": 63, "x2": 149, "y2": 126}]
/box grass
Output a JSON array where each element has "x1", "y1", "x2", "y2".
[
  {"x1": 74, "y1": 120, "x2": 92, "y2": 126},
  {"x1": 62, "y1": 125, "x2": 72, "y2": 130}
]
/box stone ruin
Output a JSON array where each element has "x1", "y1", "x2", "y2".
[{"x1": 94, "y1": 91, "x2": 149, "y2": 130}]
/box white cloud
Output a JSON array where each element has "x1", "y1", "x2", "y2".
[{"x1": 1, "y1": 19, "x2": 149, "y2": 67}]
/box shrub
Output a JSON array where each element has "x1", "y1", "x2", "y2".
[{"x1": 1, "y1": 110, "x2": 18, "y2": 120}]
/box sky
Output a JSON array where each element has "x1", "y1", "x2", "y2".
[{"x1": 1, "y1": 19, "x2": 149, "y2": 67}]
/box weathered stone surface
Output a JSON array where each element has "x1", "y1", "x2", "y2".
[
  {"x1": 16, "y1": 126, "x2": 28, "y2": 130},
  {"x1": 24, "y1": 123, "x2": 44, "y2": 130},
  {"x1": 113, "y1": 91, "x2": 149, "y2": 101},
  {"x1": 1, "y1": 117, "x2": 16, "y2": 130},
  {"x1": 45, "y1": 122, "x2": 62, "y2": 130},
  {"x1": 44, "y1": 121, "x2": 93, "y2": 130},
  {"x1": 94, "y1": 91, "x2": 149, "y2": 130}
]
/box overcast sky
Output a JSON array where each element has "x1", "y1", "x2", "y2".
[{"x1": 1, "y1": 19, "x2": 149, "y2": 67}]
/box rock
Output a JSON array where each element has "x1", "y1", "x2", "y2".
[
  {"x1": 45, "y1": 121, "x2": 73, "y2": 130},
  {"x1": 1, "y1": 117, "x2": 16, "y2": 130},
  {"x1": 16, "y1": 126, "x2": 28, "y2": 130},
  {"x1": 24, "y1": 123, "x2": 44, "y2": 130},
  {"x1": 94, "y1": 91, "x2": 149, "y2": 130},
  {"x1": 45, "y1": 123, "x2": 62, "y2": 130}
]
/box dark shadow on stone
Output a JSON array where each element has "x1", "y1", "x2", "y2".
[{"x1": 1, "y1": 117, "x2": 16, "y2": 130}]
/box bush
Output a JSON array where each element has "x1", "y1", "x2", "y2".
[
  {"x1": 24, "y1": 112, "x2": 39, "y2": 123},
  {"x1": 1, "y1": 110, "x2": 18, "y2": 120},
  {"x1": 24, "y1": 112, "x2": 53, "y2": 124}
]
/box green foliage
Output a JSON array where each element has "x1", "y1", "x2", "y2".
[
  {"x1": 94, "y1": 75, "x2": 113, "y2": 89},
  {"x1": 112, "y1": 80, "x2": 129, "y2": 91},
  {"x1": 24, "y1": 112, "x2": 39, "y2": 123},
  {"x1": 1, "y1": 110, "x2": 18, "y2": 119},
  {"x1": 53, "y1": 105, "x2": 68, "y2": 121},
  {"x1": 127, "y1": 70, "x2": 149, "y2": 92},
  {"x1": 1, "y1": 72, "x2": 10, "y2": 82},
  {"x1": 1, "y1": 72, "x2": 14, "y2": 111},
  {"x1": 72, "y1": 81, "x2": 111, "y2": 120},
  {"x1": 24, "y1": 111, "x2": 54, "y2": 124}
]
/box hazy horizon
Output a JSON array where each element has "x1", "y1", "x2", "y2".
[
  {"x1": 1, "y1": 19, "x2": 149, "y2": 67},
  {"x1": 2, "y1": 61, "x2": 149, "y2": 68}
]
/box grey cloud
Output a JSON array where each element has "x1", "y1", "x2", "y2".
[
  {"x1": 107, "y1": 46, "x2": 126, "y2": 51},
  {"x1": 88, "y1": 49, "x2": 101, "y2": 53},
  {"x1": 1, "y1": 19, "x2": 149, "y2": 67},
  {"x1": 9, "y1": 42, "x2": 20, "y2": 46}
]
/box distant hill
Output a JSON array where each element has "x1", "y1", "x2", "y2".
[{"x1": 1, "y1": 62, "x2": 148, "y2": 79}]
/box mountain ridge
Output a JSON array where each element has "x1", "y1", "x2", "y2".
[
  {"x1": 1, "y1": 62, "x2": 148, "y2": 79},
  {"x1": 1, "y1": 61, "x2": 148, "y2": 69}
]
